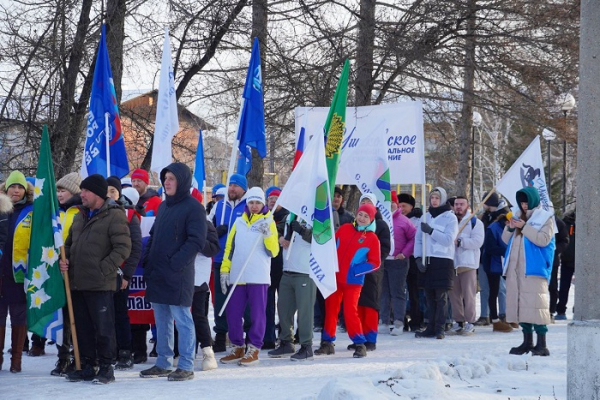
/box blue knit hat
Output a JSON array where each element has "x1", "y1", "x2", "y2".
[
  {"x1": 229, "y1": 174, "x2": 247, "y2": 191},
  {"x1": 265, "y1": 186, "x2": 281, "y2": 198}
]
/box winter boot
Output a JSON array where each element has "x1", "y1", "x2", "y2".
[
  {"x1": 168, "y1": 368, "x2": 194, "y2": 381},
  {"x1": 29, "y1": 334, "x2": 46, "y2": 356},
  {"x1": 238, "y1": 344, "x2": 260, "y2": 366},
  {"x1": 92, "y1": 364, "x2": 115, "y2": 384},
  {"x1": 50, "y1": 358, "x2": 70, "y2": 376},
  {"x1": 267, "y1": 341, "x2": 295, "y2": 358},
  {"x1": 201, "y1": 346, "x2": 218, "y2": 371},
  {"x1": 415, "y1": 329, "x2": 436, "y2": 338},
  {"x1": 149, "y1": 341, "x2": 158, "y2": 357},
  {"x1": 219, "y1": 344, "x2": 245, "y2": 364},
  {"x1": 364, "y1": 342, "x2": 376, "y2": 351},
  {"x1": 390, "y1": 320, "x2": 404, "y2": 336},
  {"x1": 10, "y1": 325, "x2": 27, "y2": 373},
  {"x1": 213, "y1": 333, "x2": 227, "y2": 353},
  {"x1": 531, "y1": 334, "x2": 550, "y2": 356},
  {"x1": 0, "y1": 326, "x2": 5, "y2": 370},
  {"x1": 314, "y1": 341, "x2": 335, "y2": 356},
  {"x1": 133, "y1": 351, "x2": 148, "y2": 364},
  {"x1": 290, "y1": 344, "x2": 314, "y2": 361},
  {"x1": 492, "y1": 320, "x2": 513, "y2": 333},
  {"x1": 509, "y1": 331, "x2": 534, "y2": 355},
  {"x1": 139, "y1": 365, "x2": 172, "y2": 378},
  {"x1": 352, "y1": 344, "x2": 367, "y2": 358},
  {"x1": 66, "y1": 362, "x2": 98, "y2": 382},
  {"x1": 473, "y1": 316, "x2": 490, "y2": 326},
  {"x1": 115, "y1": 350, "x2": 134, "y2": 370}
]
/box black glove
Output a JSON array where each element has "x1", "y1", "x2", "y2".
[
  {"x1": 216, "y1": 225, "x2": 229, "y2": 237},
  {"x1": 415, "y1": 257, "x2": 427, "y2": 273},
  {"x1": 421, "y1": 222, "x2": 434, "y2": 235},
  {"x1": 290, "y1": 220, "x2": 304, "y2": 234}
]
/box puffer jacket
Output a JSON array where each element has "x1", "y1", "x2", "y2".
[
  {"x1": 66, "y1": 200, "x2": 132, "y2": 291},
  {"x1": 414, "y1": 208, "x2": 458, "y2": 261},
  {"x1": 454, "y1": 215, "x2": 484, "y2": 269},
  {"x1": 335, "y1": 222, "x2": 380, "y2": 286},
  {"x1": 143, "y1": 162, "x2": 207, "y2": 307}
]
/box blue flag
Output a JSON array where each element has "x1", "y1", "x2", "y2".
[
  {"x1": 82, "y1": 25, "x2": 129, "y2": 178},
  {"x1": 193, "y1": 130, "x2": 206, "y2": 191},
  {"x1": 236, "y1": 37, "x2": 266, "y2": 175}
]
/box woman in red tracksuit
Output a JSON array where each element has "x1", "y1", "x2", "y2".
[{"x1": 315, "y1": 203, "x2": 380, "y2": 358}]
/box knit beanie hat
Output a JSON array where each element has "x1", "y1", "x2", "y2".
[
  {"x1": 212, "y1": 183, "x2": 225, "y2": 198},
  {"x1": 106, "y1": 176, "x2": 122, "y2": 197},
  {"x1": 245, "y1": 186, "x2": 265, "y2": 205},
  {"x1": 56, "y1": 172, "x2": 82, "y2": 195},
  {"x1": 80, "y1": 174, "x2": 108, "y2": 199},
  {"x1": 265, "y1": 186, "x2": 281, "y2": 198},
  {"x1": 334, "y1": 186, "x2": 343, "y2": 197},
  {"x1": 122, "y1": 187, "x2": 139, "y2": 206},
  {"x1": 397, "y1": 193, "x2": 415, "y2": 207},
  {"x1": 215, "y1": 187, "x2": 226, "y2": 197},
  {"x1": 131, "y1": 169, "x2": 150, "y2": 185},
  {"x1": 268, "y1": 189, "x2": 281, "y2": 198},
  {"x1": 121, "y1": 177, "x2": 132, "y2": 188},
  {"x1": 357, "y1": 203, "x2": 377, "y2": 222},
  {"x1": 391, "y1": 191, "x2": 399, "y2": 205},
  {"x1": 359, "y1": 192, "x2": 378, "y2": 206},
  {"x1": 5, "y1": 171, "x2": 27, "y2": 190},
  {"x1": 483, "y1": 192, "x2": 500, "y2": 207},
  {"x1": 229, "y1": 173, "x2": 248, "y2": 191}
]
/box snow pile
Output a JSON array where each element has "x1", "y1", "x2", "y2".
[{"x1": 316, "y1": 377, "x2": 390, "y2": 400}]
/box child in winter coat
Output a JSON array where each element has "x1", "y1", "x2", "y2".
[
  {"x1": 503, "y1": 187, "x2": 555, "y2": 356},
  {"x1": 315, "y1": 203, "x2": 381, "y2": 358},
  {"x1": 219, "y1": 187, "x2": 279, "y2": 366}
]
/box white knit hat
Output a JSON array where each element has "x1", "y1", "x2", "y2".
[
  {"x1": 245, "y1": 187, "x2": 265, "y2": 205},
  {"x1": 359, "y1": 192, "x2": 378, "y2": 206}
]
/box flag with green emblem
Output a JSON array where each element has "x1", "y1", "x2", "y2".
[{"x1": 26, "y1": 125, "x2": 66, "y2": 344}]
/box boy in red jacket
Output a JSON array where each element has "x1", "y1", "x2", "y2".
[{"x1": 315, "y1": 203, "x2": 381, "y2": 358}]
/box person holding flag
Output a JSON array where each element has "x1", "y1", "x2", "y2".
[{"x1": 0, "y1": 171, "x2": 33, "y2": 373}]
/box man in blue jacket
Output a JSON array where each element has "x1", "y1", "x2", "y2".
[
  {"x1": 211, "y1": 173, "x2": 247, "y2": 352},
  {"x1": 139, "y1": 163, "x2": 207, "y2": 381}
]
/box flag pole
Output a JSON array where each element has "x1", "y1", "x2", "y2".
[
  {"x1": 105, "y1": 112, "x2": 111, "y2": 176},
  {"x1": 220, "y1": 97, "x2": 245, "y2": 226},
  {"x1": 218, "y1": 233, "x2": 263, "y2": 317},
  {"x1": 421, "y1": 183, "x2": 427, "y2": 261},
  {"x1": 59, "y1": 246, "x2": 81, "y2": 371}
]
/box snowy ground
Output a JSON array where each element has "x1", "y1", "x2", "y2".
[{"x1": 3, "y1": 288, "x2": 572, "y2": 399}]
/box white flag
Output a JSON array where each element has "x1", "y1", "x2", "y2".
[
  {"x1": 496, "y1": 136, "x2": 553, "y2": 211},
  {"x1": 338, "y1": 120, "x2": 394, "y2": 254},
  {"x1": 150, "y1": 28, "x2": 179, "y2": 175},
  {"x1": 276, "y1": 134, "x2": 338, "y2": 298}
]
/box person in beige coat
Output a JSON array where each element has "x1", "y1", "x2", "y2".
[{"x1": 502, "y1": 186, "x2": 555, "y2": 356}]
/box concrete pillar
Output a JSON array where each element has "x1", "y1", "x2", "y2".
[{"x1": 568, "y1": 1, "x2": 600, "y2": 399}]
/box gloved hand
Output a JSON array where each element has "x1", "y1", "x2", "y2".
[
  {"x1": 216, "y1": 225, "x2": 229, "y2": 237},
  {"x1": 415, "y1": 257, "x2": 427, "y2": 273},
  {"x1": 421, "y1": 222, "x2": 434, "y2": 235},
  {"x1": 256, "y1": 222, "x2": 272, "y2": 238},
  {"x1": 290, "y1": 220, "x2": 304, "y2": 234},
  {"x1": 220, "y1": 273, "x2": 230, "y2": 294}
]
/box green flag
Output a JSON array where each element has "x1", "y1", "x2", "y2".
[
  {"x1": 26, "y1": 125, "x2": 66, "y2": 343},
  {"x1": 324, "y1": 59, "x2": 350, "y2": 198}
]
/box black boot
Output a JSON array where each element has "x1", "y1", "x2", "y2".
[
  {"x1": 509, "y1": 331, "x2": 534, "y2": 355},
  {"x1": 314, "y1": 341, "x2": 335, "y2": 355},
  {"x1": 531, "y1": 334, "x2": 550, "y2": 356},
  {"x1": 115, "y1": 350, "x2": 134, "y2": 370},
  {"x1": 213, "y1": 333, "x2": 227, "y2": 353}
]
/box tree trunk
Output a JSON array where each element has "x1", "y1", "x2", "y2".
[
  {"x1": 456, "y1": 0, "x2": 477, "y2": 197},
  {"x1": 106, "y1": 0, "x2": 126, "y2": 105},
  {"x1": 247, "y1": 0, "x2": 267, "y2": 188}
]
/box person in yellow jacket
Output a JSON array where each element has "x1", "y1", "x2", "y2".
[
  {"x1": 219, "y1": 187, "x2": 279, "y2": 366},
  {"x1": 48, "y1": 172, "x2": 82, "y2": 375},
  {"x1": 0, "y1": 171, "x2": 34, "y2": 373}
]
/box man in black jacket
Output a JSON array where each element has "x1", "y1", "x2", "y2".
[
  {"x1": 549, "y1": 215, "x2": 569, "y2": 319},
  {"x1": 140, "y1": 163, "x2": 206, "y2": 382},
  {"x1": 556, "y1": 210, "x2": 575, "y2": 319}
]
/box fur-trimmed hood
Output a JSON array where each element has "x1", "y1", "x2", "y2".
[
  {"x1": 0, "y1": 191, "x2": 13, "y2": 213},
  {"x1": 0, "y1": 181, "x2": 35, "y2": 207}
]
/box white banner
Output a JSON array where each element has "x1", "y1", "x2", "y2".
[
  {"x1": 496, "y1": 135, "x2": 553, "y2": 211},
  {"x1": 295, "y1": 102, "x2": 425, "y2": 184}
]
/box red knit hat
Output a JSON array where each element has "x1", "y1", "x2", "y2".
[
  {"x1": 391, "y1": 190, "x2": 399, "y2": 205},
  {"x1": 357, "y1": 203, "x2": 377, "y2": 222},
  {"x1": 131, "y1": 169, "x2": 149, "y2": 185},
  {"x1": 268, "y1": 189, "x2": 281, "y2": 198}
]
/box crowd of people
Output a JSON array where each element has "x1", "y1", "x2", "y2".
[{"x1": 0, "y1": 166, "x2": 576, "y2": 384}]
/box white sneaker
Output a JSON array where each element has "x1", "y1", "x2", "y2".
[
  {"x1": 378, "y1": 324, "x2": 390, "y2": 334},
  {"x1": 446, "y1": 322, "x2": 463, "y2": 335},
  {"x1": 459, "y1": 322, "x2": 475, "y2": 336},
  {"x1": 390, "y1": 321, "x2": 404, "y2": 336},
  {"x1": 201, "y1": 346, "x2": 218, "y2": 371}
]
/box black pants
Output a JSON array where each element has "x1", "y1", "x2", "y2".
[
  {"x1": 71, "y1": 290, "x2": 116, "y2": 365},
  {"x1": 548, "y1": 258, "x2": 560, "y2": 314},
  {"x1": 131, "y1": 324, "x2": 149, "y2": 356},
  {"x1": 424, "y1": 288, "x2": 448, "y2": 335},
  {"x1": 486, "y1": 272, "x2": 501, "y2": 321},
  {"x1": 114, "y1": 288, "x2": 132, "y2": 352},
  {"x1": 192, "y1": 287, "x2": 212, "y2": 349},
  {"x1": 406, "y1": 257, "x2": 422, "y2": 330},
  {"x1": 556, "y1": 260, "x2": 575, "y2": 314},
  {"x1": 57, "y1": 305, "x2": 72, "y2": 360}
]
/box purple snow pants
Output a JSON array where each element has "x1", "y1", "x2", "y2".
[{"x1": 226, "y1": 284, "x2": 268, "y2": 348}]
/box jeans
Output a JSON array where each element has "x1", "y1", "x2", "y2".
[
  {"x1": 478, "y1": 268, "x2": 490, "y2": 318},
  {"x1": 499, "y1": 276, "x2": 506, "y2": 316},
  {"x1": 152, "y1": 303, "x2": 196, "y2": 372},
  {"x1": 379, "y1": 258, "x2": 409, "y2": 325}
]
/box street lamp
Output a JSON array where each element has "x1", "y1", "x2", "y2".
[
  {"x1": 471, "y1": 111, "x2": 482, "y2": 207},
  {"x1": 542, "y1": 128, "x2": 556, "y2": 200},
  {"x1": 558, "y1": 94, "x2": 576, "y2": 213}
]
